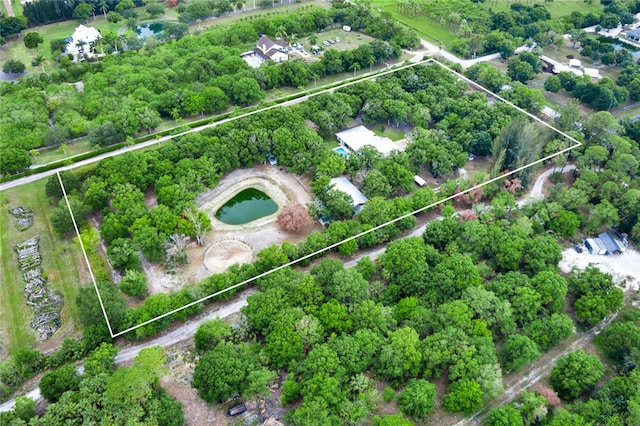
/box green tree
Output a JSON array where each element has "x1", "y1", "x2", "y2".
[
  {"x1": 13, "y1": 395, "x2": 36, "y2": 422},
  {"x1": 107, "y1": 237, "x2": 140, "y2": 270},
  {"x1": 486, "y1": 405, "x2": 524, "y2": 426},
  {"x1": 373, "y1": 414, "x2": 415, "y2": 426},
  {"x1": 544, "y1": 75, "x2": 562, "y2": 92},
  {"x1": 549, "y1": 349, "x2": 605, "y2": 400},
  {"x1": 192, "y1": 341, "x2": 270, "y2": 403},
  {"x1": 598, "y1": 321, "x2": 640, "y2": 365},
  {"x1": 376, "y1": 327, "x2": 422, "y2": 385},
  {"x1": 443, "y1": 379, "x2": 484, "y2": 414},
  {"x1": 73, "y1": 2, "x2": 94, "y2": 22},
  {"x1": 232, "y1": 78, "x2": 265, "y2": 105},
  {"x1": 194, "y1": 318, "x2": 233, "y2": 353},
  {"x1": 500, "y1": 335, "x2": 540, "y2": 373},
  {"x1": 50, "y1": 196, "x2": 90, "y2": 237},
  {"x1": 23, "y1": 32, "x2": 44, "y2": 49},
  {"x1": 397, "y1": 379, "x2": 437, "y2": 419},
  {"x1": 119, "y1": 269, "x2": 147, "y2": 298},
  {"x1": 39, "y1": 364, "x2": 81, "y2": 402},
  {"x1": 0, "y1": 147, "x2": 31, "y2": 175},
  {"x1": 2, "y1": 59, "x2": 26, "y2": 74}
]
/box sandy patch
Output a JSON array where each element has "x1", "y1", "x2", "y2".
[
  {"x1": 559, "y1": 245, "x2": 640, "y2": 291},
  {"x1": 204, "y1": 240, "x2": 253, "y2": 275}
]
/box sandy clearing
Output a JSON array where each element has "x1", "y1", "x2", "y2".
[{"x1": 559, "y1": 245, "x2": 640, "y2": 291}]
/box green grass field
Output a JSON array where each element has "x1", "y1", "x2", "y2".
[
  {"x1": 0, "y1": 180, "x2": 85, "y2": 356},
  {"x1": 373, "y1": 125, "x2": 406, "y2": 141}
]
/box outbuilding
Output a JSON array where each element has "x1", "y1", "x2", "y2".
[{"x1": 329, "y1": 177, "x2": 368, "y2": 213}]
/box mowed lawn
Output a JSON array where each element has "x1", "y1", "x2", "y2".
[{"x1": 0, "y1": 180, "x2": 86, "y2": 356}]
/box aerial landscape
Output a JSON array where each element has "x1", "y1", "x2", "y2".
[{"x1": 1, "y1": 0, "x2": 640, "y2": 424}]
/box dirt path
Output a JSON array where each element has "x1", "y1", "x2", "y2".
[{"x1": 2, "y1": 0, "x2": 14, "y2": 17}]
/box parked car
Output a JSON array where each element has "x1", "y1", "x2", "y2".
[
  {"x1": 227, "y1": 402, "x2": 247, "y2": 417},
  {"x1": 574, "y1": 245, "x2": 583, "y2": 253}
]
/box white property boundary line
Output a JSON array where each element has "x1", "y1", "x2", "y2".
[
  {"x1": 59, "y1": 59, "x2": 582, "y2": 338},
  {"x1": 57, "y1": 172, "x2": 114, "y2": 336}
]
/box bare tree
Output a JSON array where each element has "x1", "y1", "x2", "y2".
[
  {"x1": 277, "y1": 203, "x2": 311, "y2": 233},
  {"x1": 184, "y1": 207, "x2": 211, "y2": 246},
  {"x1": 164, "y1": 233, "x2": 189, "y2": 273}
]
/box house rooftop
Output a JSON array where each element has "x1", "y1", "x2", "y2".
[{"x1": 336, "y1": 125, "x2": 398, "y2": 156}]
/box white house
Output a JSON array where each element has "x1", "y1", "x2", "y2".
[
  {"x1": 66, "y1": 25, "x2": 101, "y2": 58},
  {"x1": 329, "y1": 177, "x2": 368, "y2": 213},
  {"x1": 255, "y1": 35, "x2": 288, "y2": 63},
  {"x1": 336, "y1": 125, "x2": 398, "y2": 157}
]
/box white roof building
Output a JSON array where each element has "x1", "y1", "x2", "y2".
[
  {"x1": 336, "y1": 126, "x2": 398, "y2": 157},
  {"x1": 329, "y1": 177, "x2": 368, "y2": 212},
  {"x1": 66, "y1": 25, "x2": 101, "y2": 57},
  {"x1": 569, "y1": 58, "x2": 582, "y2": 68}
]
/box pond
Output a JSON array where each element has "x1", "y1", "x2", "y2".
[
  {"x1": 598, "y1": 36, "x2": 640, "y2": 60},
  {"x1": 215, "y1": 188, "x2": 278, "y2": 225},
  {"x1": 135, "y1": 22, "x2": 166, "y2": 39}
]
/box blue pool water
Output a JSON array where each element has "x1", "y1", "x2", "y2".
[{"x1": 333, "y1": 146, "x2": 350, "y2": 157}]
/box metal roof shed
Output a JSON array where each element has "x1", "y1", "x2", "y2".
[{"x1": 598, "y1": 232, "x2": 623, "y2": 254}]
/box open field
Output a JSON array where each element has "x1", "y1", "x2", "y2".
[
  {"x1": 371, "y1": 0, "x2": 458, "y2": 49},
  {"x1": 489, "y1": 0, "x2": 601, "y2": 20},
  {"x1": 34, "y1": 139, "x2": 94, "y2": 165},
  {"x1": 0, "y1": 180, "x2": 86, "y2": 357}
]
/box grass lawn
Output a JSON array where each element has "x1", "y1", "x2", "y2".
[
  {"x1": 35, "y1": 138, "x2": 94, "y2": 165},
  {"x1": 0, "y1": 180, "x2": 86, "y2": 356},
  {"x1": 370, "y1": 0, "x2": 458, "y2": 49},
  {"x1": 613, "y1": 104, "x2": 640, "y2": 120},
  {"x1": 372, "y1": 124, "x2": 406, "y2": 141},
  {"x1": 490, "y1": 0, "x2": 601, "y2": 20}
]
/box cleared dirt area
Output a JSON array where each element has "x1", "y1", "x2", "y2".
[{"x1": 145, "y1": 165, "x2": 318, "y2": 294}]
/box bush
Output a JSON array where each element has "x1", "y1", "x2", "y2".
[
  {"x1": 119, "y1": 270, "x2": 148, "y2": 298},
  {"x1": 39, "y1": 364, "x2": 80, "y2": 402},
  {"x1": 382, "y1": 386, "x2": 395, "y2": 403},
  {"x1": 3, "y1": 59, "x2": 25, "y2": 73}
]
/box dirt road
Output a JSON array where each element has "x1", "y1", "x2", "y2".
[{"x1": 2, "y1": 0, "x2": 14, "y2": 16}]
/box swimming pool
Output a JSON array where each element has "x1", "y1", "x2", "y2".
[
  {"x1": 333, "y1": 146, "x2": 350, "y2": 157},
  {"x1": 244, "y1": 56, "x2": 263, "y2": 68}
]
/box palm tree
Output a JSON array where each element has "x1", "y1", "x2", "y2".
[
  {"x1": 59, "y1": 143, "x2": 69, "y2": 157},
  {"x1": 286, "y1": 32, "x2": 298, "y2": 47},
  {"x1": 350, "y1": 62, "x2": 360, "y2": 76},
  {"x1": 309, "y1": 34, "x2": 317, "y2": 46},
  {"x1": 170, "y1": 107, "x2": 181, "y2": 123},
  {"x1": 34, "y1": 54, "x2": 47, "y2": 72},
  {"x1": 29, "y1": 149, "x2": 40, "y2": 164},
  {"x1": 98, "y1": 0, "x2": 108, "y2": 19}
]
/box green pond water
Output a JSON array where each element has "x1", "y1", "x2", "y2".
[{"x1": 215, "y1": 188, "x2": 278, "y2": 225}]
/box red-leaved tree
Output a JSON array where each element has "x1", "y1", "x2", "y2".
[{"x1": 277, "y1": 203, "x2": 310, "y2": 233}]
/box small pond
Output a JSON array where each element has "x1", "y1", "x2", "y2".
[
  {"x1": 215, "y1": 188, "x2": 278, "y2": 225},
  {"x1": 135, "y1": 22, "x2": 166, "y2": 39}
]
